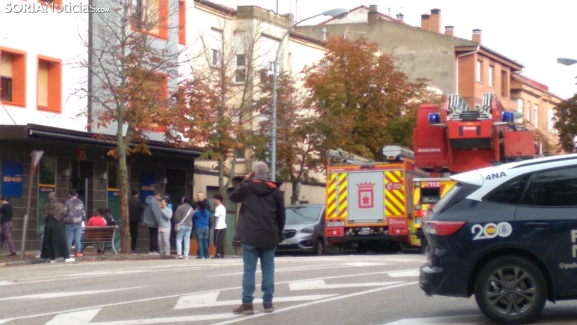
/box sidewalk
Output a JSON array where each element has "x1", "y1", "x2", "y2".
[{"x1": 1, "y1": 248, "x2": 241, "y2": 267}]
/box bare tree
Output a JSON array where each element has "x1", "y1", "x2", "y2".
[
  {"x1": 77, "y1": 0, "x2": 187, "y2": 253},
  {"x1": 170, "y1": 18, "x2": 269, "y2": 199}
]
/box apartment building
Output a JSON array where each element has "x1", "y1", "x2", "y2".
[
  {"x1": 296, "y1": 6, "x2": 525, "y2": 112},
  {"x1": 0, "y1": 0, "x2": 199, "y2": 252},
  {"x1": 185, "y1": 1, "x2": 328, "y2": 212}
]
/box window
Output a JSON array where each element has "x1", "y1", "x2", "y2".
[
  {"x1": 516, "y1": 98, "x2": 523, "y2": 113},
  {"x1": 488, "y1": 65, "x2": 494, "y2": 87},
  {"x1": 37, "y1": 56, "x2": 62, "y2": 112},
  {"x1": 260, "y1": 36, "x2": 279, "y2": 84},
  {"x1": 484, "y1": 174, "x2": 531, "y2": 205},
  {"x1": 178, "y1": 0, "x2": 186, "y2": 45},
  {"x1": 130, "y1": 71, "x2": 168, "y2": 132},
  {"x1": 548, "y1": 109, "x2": 553, "y2": 131},
  {"x1": 0, "y1": 48, "x2": 26, "y2": 106},
  {"x1": 234, "y1": 32, "x2": 246, "y2": 83},
  {"x1": 210, "y1": 29, "x2": 222, "y2": 67},
  {"x1": 501, "y1": 70, "x2": 508, "y2": 97},
  {"x1": 534, "y1": 104, "x2": 539, "y2": 128},
  {"x1": 525, "y1": 167, "x2": 577, "y2": 206},
  {"x1": 39, "y1": 157, "x2": 56, "y2": 185},
  {"x1": 108, "y1": 163, "x2": 119, "y2": 189},
  {"x1": 526, "y1": 101, "x2": 531, "y2": 121},
  {"x1": 476, "y1": 60, "x2": 482, "y2": 82},
  {"x1": 131, "y1": 0, "x2": 168, "y2": 39},
  {"x1": 234, "y1": 147, "x2": 245, "y2": 159}
]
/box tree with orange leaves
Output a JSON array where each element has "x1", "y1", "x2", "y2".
[
  {"x1": 251, "y1": 72, "x2": 325, "y2": 204},
  {"x1": 78, "y1": 0, "x2": 184, "y2": 254},
  {"x1": 303, "y1": 36, "x2": 441, "y2": 160}
]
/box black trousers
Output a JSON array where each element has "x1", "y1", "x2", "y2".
[
  {"x1": 215, "y1": 228, "x2": 227, "y2": 257},
  {"x1": 148, "y1": 227, "x2": 158, "y2": 253},
  {"x1": 129, "y1": 221, "x2": 139, "y2": 251}
]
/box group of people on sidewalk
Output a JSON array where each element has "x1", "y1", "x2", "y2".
[{"x1": 139, "y1": 190, "x2": 228, "y2": 260}]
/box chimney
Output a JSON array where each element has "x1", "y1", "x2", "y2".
[
  {"x1": 322, "y1": 28, "x2": 326, "y2": 41},
  {"x1": 396, "y1": 13, "x2": 404, "y2": 21},
  {"x1": 472, "y1": 29, "x2": 482, "y2": 44},
  {"x1": 421, "y1": 14, "x2": 430, "y2": 30},
  {"x1": 445, "y1": 26, "x2": 454, "y2": 37},
  {"x1": 368, "y1": 5, "x2": 378, "y2": 24},
  {"x1": 429, "y1": 9, "x2": 441, "y2": 33}
]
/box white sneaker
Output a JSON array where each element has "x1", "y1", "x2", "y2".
[
  {"x1": 184, "y1": 257, "x2": 189, "y2": 260},
  {"x1": 36, "y1": 254, "x2": 41, "y2": 259},
  {"x1": 65, "y1": 258, "x2": 75, "y2": 262}
]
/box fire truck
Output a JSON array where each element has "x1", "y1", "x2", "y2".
[
  {"x1": 324, "y1": 146, "x2": 429, "y2": 252},
  {"x1": 408, "y1": 93, "x2": 540, "y2": 251}
]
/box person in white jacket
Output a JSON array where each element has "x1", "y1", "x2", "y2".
[{"x1": 157, "y1": 198, "x2": 173, "y2": 257}]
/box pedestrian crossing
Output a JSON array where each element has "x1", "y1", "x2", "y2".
[{"x1": 9, "y1": 270, "x2": 420, "y2": 325}]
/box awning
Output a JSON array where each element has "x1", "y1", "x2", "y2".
[{"x1": 0, "y1": 124, "x2": 203, "y2": 157}]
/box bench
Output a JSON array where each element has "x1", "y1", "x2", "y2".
[{"x1": 81, "y1": 226, "x2": 118, "y2": 255}]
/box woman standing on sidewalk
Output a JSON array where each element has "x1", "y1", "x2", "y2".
[
  {"x1": 0, "y1": 196, "x2": 16, "y2": 256},
  {"x1": 193, "y1": 200, "x2": 210, "y2": 259},
  {"x1": 174, "y1": 196, "x2": 194, "y2": 259},
  {"x1": 41, "y1": 192, "x2": 73, "y2": 262}
]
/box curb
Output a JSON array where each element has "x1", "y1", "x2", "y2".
[{"x1": 2, "y1": 254, "x2": 242, "y2": 267}]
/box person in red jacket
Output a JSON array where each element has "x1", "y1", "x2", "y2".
[{"x1": 87, "y1": 209, "x2": 107, "y2": 226}]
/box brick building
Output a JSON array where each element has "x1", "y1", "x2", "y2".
[{"x1": 296, "y1": 6, "x2": 525, "y2": 112}]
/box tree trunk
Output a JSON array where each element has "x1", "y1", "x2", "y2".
[
  {"x1": 291, "y1": 181, "x2": 300, "y2": 205},
  {"x1": 117, "y1": 136, "x2": 131, "y2": 255}
]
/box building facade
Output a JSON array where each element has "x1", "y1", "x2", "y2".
[
  {"x1": 296, "y1": 6, "x2": 525, "y2": 112},
  {"x1": 0, "y1": 0, "x2": 199, "y2": 254}
]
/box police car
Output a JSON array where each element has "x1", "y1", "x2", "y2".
[{"x1": 419, "y1": 153, "x2": 577, "y2": 324}]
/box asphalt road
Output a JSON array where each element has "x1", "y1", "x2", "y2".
[{"x1": 1, "y1": 253, "x2": 577, "y2": 325}]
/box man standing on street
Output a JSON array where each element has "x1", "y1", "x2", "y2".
[
  {"x1": 212, "y1": 194, "x2": 227, "y2": 259},
  {"x1": 129, "y1": 189, "x2": 143, "y2": 253},
  {"x1": 143, "y1": 192, "x2": 161, "y2": 255},
  {"x1": 229, "y1": 161, "x2": 286, "y2": 315},
  {"x1": 65, "y1": 190, "x2": 86, "y2": 258}
]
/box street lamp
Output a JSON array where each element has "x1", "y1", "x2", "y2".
[
  {"x1": 270, "y1": 8, "x2": 349, "y2": 181},
  {"x1": 557, "y1": 58, "x2": 577, "y2": 66}
]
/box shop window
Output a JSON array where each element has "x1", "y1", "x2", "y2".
[{"x1": 39, "y1": 157, "x2": 56, "y2": 185}]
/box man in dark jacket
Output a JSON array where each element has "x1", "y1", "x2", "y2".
[
  {"x1": 228, "y1": 161, "x2": 285, "y2": 315},
  {"x1": 128, "y1": 189, "x2": 143, "y2": 253}
]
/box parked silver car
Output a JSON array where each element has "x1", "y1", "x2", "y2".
[{"x1": 277, "y1": 204, "x2": 326, "y2": 255}]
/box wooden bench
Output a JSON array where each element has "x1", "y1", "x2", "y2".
[{"x1": 81, "y1": 226, "x2": 118, "y2": 255}]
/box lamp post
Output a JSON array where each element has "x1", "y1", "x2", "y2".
[
  {"x1": 557, "y1": 58, "x2": 577, "y2": 66},
  {"x1": 270, "y1": 8, "x2": 349, "y2": 181}
]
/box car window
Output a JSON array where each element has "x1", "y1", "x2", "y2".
[
  {"x1": 484, "y1": 174, "x2": 531, "y2": 205},
  {"x1": 285, "y1": 206, "x2": 322, "y2": 223},
  {"x1": 527, "y1": 166, "x2": 577, "y2": 207},
  {"x1": 431, "y1": 183, "x2": 480, "y2": 214}
]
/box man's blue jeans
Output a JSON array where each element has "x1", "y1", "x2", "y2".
[
  {"x1": 241, "y1": 244, "x2": 276, "y2": 304},
  {"x1": 65, "y1": 224, "x2": 82, "y2": 255},
  {"x1": 195, "y1": 227, "x2": 209, "y2": 258}
]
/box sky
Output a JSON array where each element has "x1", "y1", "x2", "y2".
[{"x1": 213, "y1": 0, "x2": 577, "y2": 99}]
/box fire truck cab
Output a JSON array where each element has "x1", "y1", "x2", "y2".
[{"x1": 324, "y1": 146, "x2": 429, "y2": 252}]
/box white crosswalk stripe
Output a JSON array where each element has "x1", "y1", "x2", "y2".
[
  {"x1": 289, "y1": 280, "x2": 405, "y2": 290},
  {"x1": 0, "y1": 287, "x2": 148, "y2": 301},
  {"x1": 174, "y1": 291, "x2": 337, "y2": 309}
]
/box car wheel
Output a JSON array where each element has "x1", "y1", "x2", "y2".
[
  {"x1": 314, "y1": 239, "x2": 324, "y2": 256},
  {"x1": 474, "y1": 255, "x2": 547, "y2": 324}
]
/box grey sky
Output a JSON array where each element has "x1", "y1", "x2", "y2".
[{"x1": 214, "y1": 0, "x2": 577, "y2": 99}]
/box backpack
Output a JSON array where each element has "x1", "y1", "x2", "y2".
[{"x1": 67, "y1": 199, "x2": 85, "y2": 224}]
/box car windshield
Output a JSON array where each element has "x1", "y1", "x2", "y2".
[{"x1": 286, "y1": 206, "x2": 321, "y2": 224}]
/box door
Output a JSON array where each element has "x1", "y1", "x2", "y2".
[
  {"x1": 165, "y1": 169, "x2": 186, "y2": 242},
  {"x1": 515, "y1": 166, "x2": 577, "y2": 295},
  {"x1": 70, "y1": 160, "x2": 93, "y2": 216},
  {"x1": 347, "y1": 171, "x2": 385, "y2": 223}
]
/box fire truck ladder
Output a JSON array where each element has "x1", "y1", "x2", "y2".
[
  {"x1": 446, "y1": 94, "x2": 472, "y2": 120},
  {"x1": 327, "y1": 149, "x2": 376, "y2": 165}
]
